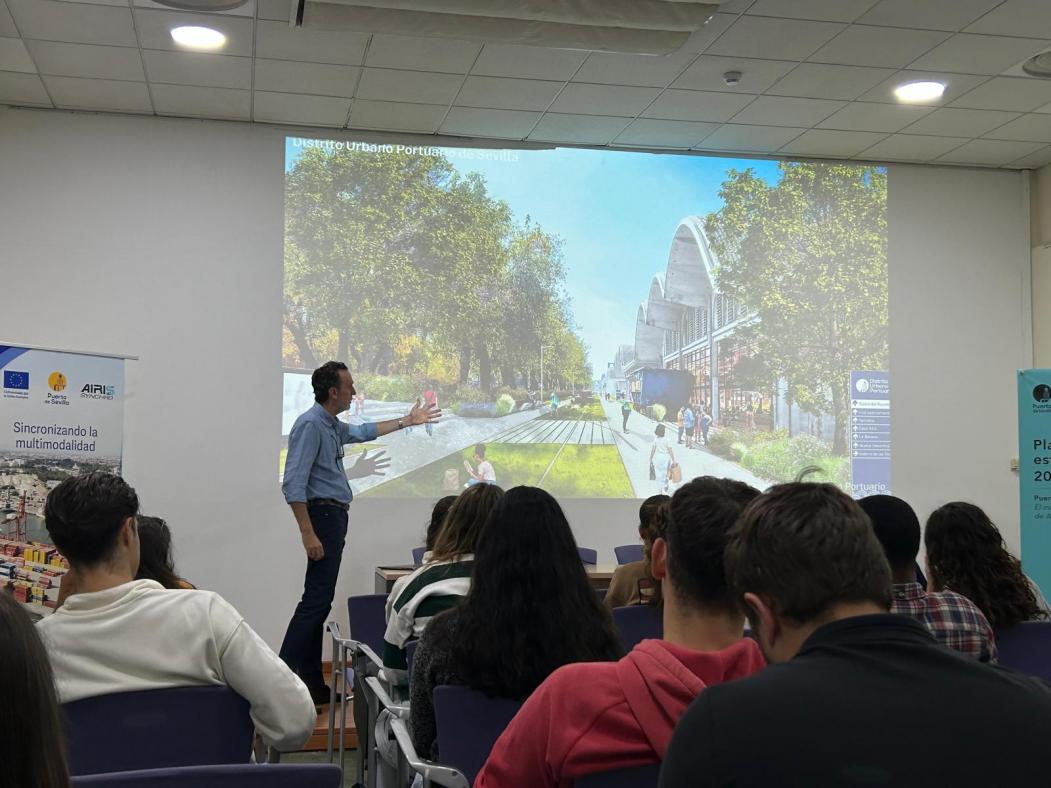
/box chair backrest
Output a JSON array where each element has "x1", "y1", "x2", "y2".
[
  {"x1": 995, "y1": 622, "x2": 1051, "y2": 681},
  {"x1": 576, "y1": 762, "x2": 661, "y2": 788},
  {"x1": 612, "y1": 605, "x2": 663, "y2": 651},
  {"x1": 72, "y1": 764, "x2": 341, "y2": 788},
  {"x1": 578, "y1": 547, "x2": 598, "y2": 565},
  {"x1": 614, "y1": 544, "x2": 644, "y2": 565},
  {"x1": 63, "y1": 686, "x2": 253, "y2": 776},
  {"x1": 433, "y1": 685, "x2": 523, "y2": 785},
  {"x1": 347, "y1": 593, "x2": 389, "y2": 655},
  {"x1": 411, "y1": 546, "x2": 427, "y2": 566}
]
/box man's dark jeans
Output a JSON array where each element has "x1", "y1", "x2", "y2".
[{"x1": 279, "y1": 503, "x2": 348, "y2": 691}]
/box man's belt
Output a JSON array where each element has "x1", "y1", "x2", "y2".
[{"x1": 307, "y1": 498, "x2": 350, "y2": 510}]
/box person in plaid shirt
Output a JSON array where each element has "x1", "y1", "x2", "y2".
[{"x1": 860, "y1": 495, "x2": 996, "y2": 663}]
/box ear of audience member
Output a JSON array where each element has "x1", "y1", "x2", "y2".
[
  {"x1": 409, "y1": 486, "x2": 623, "y2": 760},
  {"x1": 0, "y1": 592, "x2": 71, "y2": 788},
  {"x1": 424, "y1": 495, "x2": 457, "y2": 555},
  {"x1": 660, "y1": 483, "x2": 1051, "y2": 788},
  {"x1": 860, "y1": 495, "x2": 996, "y2": 662},
  {"x1": 926, "y1": 502, "x2": 1050, "y2": 629},
  {"x1": 135, "y1": 516, "x2": 194, "y2": 589},
  {"x1": 475, "y1": 477, "x2": 765, "y2": 788},
  {"x1": 38, "y1": 472, "x2": 316, "y2": 752},
  {"x1": 382, "y1": 484, "x2": 505, "y2": 683},
  {"x1": 603, "y1": 494, "x2": 668, "y2": 609}
]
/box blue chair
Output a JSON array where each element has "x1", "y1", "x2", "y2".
[
  {"x1": 614, "y1": 544, "x2": 644, "y2": 565},
  {"x1": 995, "y1": 622, "x2": 1051, "y2": 681},
  {"x1": 347, "y1": 593, "x2": 388, "y2": 657},
  {"x1": 612, "y1": 605, "x2": 663, "y2": 651},
  {"x1": 72, "y1": 764, "x2": 340, "y2": 788},
  {"x1": 434, "y1": 685, "x2": 524, "y2": 785},
  {"x1": 578, "y1": 547, "x2": 598, "y2": 565},
  {"x1": 411, "y1": 546, "x2": 427, "y2": 565},
  {"x1": 63, "y1": 686, "x2": 253, "y2": 776},
  {"x1": 577, "y1": 763, "x2": 661, "y2": 788}
]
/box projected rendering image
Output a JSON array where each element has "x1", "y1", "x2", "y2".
[{"x1": 282, "y1": 138, "x2": 889, "y2": 499}]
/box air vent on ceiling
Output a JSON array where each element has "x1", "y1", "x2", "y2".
[
  {"x1": 1023, "y1": 51, "x2": 1051, "y2": 78},
  {"x1": 297, "y1": 0, "x2": 722, "y2": 55},
  {"x1": 150, "y1": 0, "x2": 249, "y2": 9}
]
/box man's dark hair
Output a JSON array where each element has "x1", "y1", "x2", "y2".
[
  {"x1": 44, "y1": 472, "x2": 139, "y2": 567},
  {"x1": 664, "y1": 476, "x2": 760, "y2": 612},
  {"x1": 858, "y1": 495, "x2": 920, "y2": 573},
  {"x1": 726, "y1": 482, "x2": 892, "y2": 623},
  {"x1": 312, "y1": 361, "x2": 348, "y2": 404},
  {"x1": 475, "y1": 443, "x2": 486, "y2": 459}
]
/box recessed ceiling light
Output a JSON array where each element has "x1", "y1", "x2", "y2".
[
  {"x1": 170, "y1": 26, "x2": 227, "y2": 51},
  {"x1": 893, "y1": 80, "x2": 946, "y2": 103},
  {"x1": 1022, "y1": 52, "x2": 1051, "y2": 78}
]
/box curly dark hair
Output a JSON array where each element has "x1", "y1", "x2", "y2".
[
  {"x1": 44, "y1": 472, "x2": 138, "y2": 567},
  {"x1": 926, "y1": 502, "x2": 1046, "y2": 629},
  {"x1": 445, "y1": 486, "x2": 623, "y2": 699},
  {"x1": 311, "y1": 361, "x2": 348, "y2": 403}
]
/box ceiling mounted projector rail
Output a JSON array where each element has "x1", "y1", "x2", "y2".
[{"x1": 298, "y1": 0, "x2": 721, "y2": 55}]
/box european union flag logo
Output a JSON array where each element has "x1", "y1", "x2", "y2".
[{"x1": 3, "y1": 371, "x2": 29, "y2": 390}]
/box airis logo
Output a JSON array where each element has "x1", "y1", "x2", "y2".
[
  {"x1": 80, "y1": 383, "x2": 116, "y2": 401},
  {"x1": 48, "y1": 372, "x2": 67, "y2": 392}
]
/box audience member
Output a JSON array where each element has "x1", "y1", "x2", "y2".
[
  {"x1": 603, "y1": 494, "x2": 668, "y2": 609},
  {"x1": 0, "y1": 592, "x2": 70, "y2": 788},
  {"x1": 860, "y1": 495, "x2": 996, "y2": 661},
  {"x1": 660, "y1": 483, "x2": 1051, "y2": 787},
  {"x1": 135, "y1": 516, "x2": 195, "y2": 589},
  {"x1": 383, "y1": 483, "x2": 504, "y2": 682},
  {"x1": 477, "y1": 478, "x2": 765, "y2": 788},
  {"x1": 37, "y1": 472, "x2": 316, "y2": 752},
  {"x1": 423, "y1": 495, "x2": 457, "y2": 558},
  {"x1": 409, "y1": 487, "x2": 623, "y2": 759},
  {"x1": 926, "y1": 502, "x2": 1051, "y2": 628}
]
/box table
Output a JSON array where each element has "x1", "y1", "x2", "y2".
[{"x1": 375, "y1": 564, "x2": 617, "y2": 594}]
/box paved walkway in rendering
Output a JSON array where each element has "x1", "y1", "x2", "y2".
[{"x1": 493, "y1": 417, "x2": 618, "y2": 445}]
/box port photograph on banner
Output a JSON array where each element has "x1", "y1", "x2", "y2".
[{"x1": 0, "y1": 345, "x2": 124, "y2": 617}]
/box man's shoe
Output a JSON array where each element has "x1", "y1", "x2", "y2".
[{"x1": 309, "y1": 685, "x2": 344, "y2": 706}]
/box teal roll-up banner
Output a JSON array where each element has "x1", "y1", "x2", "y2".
[{"x1": 1019, "y1": 369, "x2": 1051, "y2": 595}]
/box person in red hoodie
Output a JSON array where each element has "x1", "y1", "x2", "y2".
[{"x1": 475, "y1": 476, "x2": 767, "y2": 788}]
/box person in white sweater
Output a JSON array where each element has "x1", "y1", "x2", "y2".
[{"x1": 37, "y1": 472, "x2": 316, "y2": 752}]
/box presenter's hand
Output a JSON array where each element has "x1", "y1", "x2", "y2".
[
  {"x1": 347, "y1": 448, "x2": 391, "y2": 479},
  {"x1": 302, "y1": 530, "x2": 324, "y2": 561},
  {"x1": 407, "y1": 398, "x2": 442, "y2": 426}
]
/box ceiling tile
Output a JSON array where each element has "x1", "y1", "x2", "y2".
[
  {"x1": 730, "y1": 95, "x2": 846, "y2": 127},
  {"x1": 642, "y1": 89, "x2": 754, "y2": 122},
  {"x1": 143, "y1": 50, "x2": 251, "y2": 89},
  {"x1": 56, "y1": 0, "x2": 127, "y2": 6},
  {"x1": 7, "y1": 0, "x2": 137, "y2": 47},
  {"x1": 902, "y1": 107, "x2": 1020, "y2": 136},
  {"x1": 150, "y1": 83, "x2": 250, "y2": 120},
  {"x1": 134, "y1": 9, "x2": 254, "y2": 57},
  {"x1": 356, "y1": 67, "x2": 461, "y2": 105},
  {"x1": 1008, "y1": 144, "x2": 1051, "y2": 168},
  {"x1": 780, "y1": 128, "x2": 888, "y2": 157},
  {"x1": 858, "y1": 0, "x2": 1002, "y2": 31},
  {"x1": 707, "y1": 16, "x2": 844, "y2": 60},
  {"x1": 256, "y1": 0, "x2": 292, "y2": 22},
  {"x1": 365, "y1": 34, "x2": 479, "y2": 74},
  {"x1": 951, "y1": 76, "x2": 1051, "y2": 112},
  {"x1": 746, "y1": 0, "x2": 879, "y2": 23},
  {"x1": 719, "y1": 0, "x2": 756, "y2": 12},
  {"x1": 348, "y1": 98, "x2": 446, "y2": 132},
  {"x1": 937, "y1": 138, "x2": 1046, "y2": 165},
  {"x1": 254, "y1": 90, "x2": 351, "y2": 126},
  {"x1": 44, "y1": 75, "x2": 151, "y2": 112},
  {"x1": 858, "y1": 70, "x2": 988, "y2": 106},
  {"x1": 0, "y1": 2, "x2": 17, "y2": 37},
  {"x1": 255, "y1": 20, "x2": 369, "y2": 66},
  {"x1": 0, "y1": 70, "x2": 50, "y2": 105},
  {"x1": 983, "y1": 113, "x2": 1051, "y2": 142},
  {"x1": 439, "y1": 106, "x2": 540, "y2": 139},
  {"x1": 613, "y1": 118, "x2": 719, "y2": 149},
  {"x1": 548, "y1": 83, "x2": 660, "y2": 117},
  {"x1": 133, "y1": 0, "x2": 256, "y2": 17},
  {"x1": 455, "y1": 76, "x2": 563, "y2": 112},
  {"x1": 818, "y1": 101, "x2": 933, "y2": 132},
  {"x1": 857, "y1": 133, "x2": 970, "y2": 161},
  {"x1": 810, "y1": 25, "x2": 950, "y2": 68},
  {"x1": 254, "y1": 58, "x2": 358, "y2": 98},
  {"x1": 768, "y1": 63, "x2": 894, "y2": 100},
  {"x1": 0, "y1": 36, "x2": 34, "y2": 73},
  {"x1": 528, "y1": 113, "x2": 631, "y2": 144},
  {"x1": 909, "y1": 34, "x2": 1051, "y2": 75},
  {"x1": 26, "y1": 41, "x2": 144, "y2": 81},
  {"x1": 672, "y1": 55, "x2": 795, "y2": 93},
  {"x1": 965, "y1": 0, "x2": 1051, "y2": 38},
  {"x1": 695, "y1": 123, "x2": 806, "y2": 152},
  {"x1": 573, "y1": 50, "x2": 697, "y2": 89},
  {"x1": 678, "y1": 13, "x2": 736, "y2": 53},
  {"x1": 472, "y1": 44, "x2": 587, "y2": 81}
]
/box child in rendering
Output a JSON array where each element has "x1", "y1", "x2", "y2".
[{"x1": 464, "y1": 443, "x2": 497, "y2": 487}]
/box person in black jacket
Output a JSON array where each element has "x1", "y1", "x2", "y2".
[{"x1": 660, "y1": 482, "x2": 1051, "y2": 788}]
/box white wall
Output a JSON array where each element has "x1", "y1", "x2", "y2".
[{"x1": 0, "y1": 106, "x2": 1032, "y2": 646}]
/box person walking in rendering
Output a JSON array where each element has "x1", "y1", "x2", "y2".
[
  {"x1": 622, "y1": 398, "x2": 632, "y2": 434},
  {"x1": 650, "y1": 424, "x2": 676, "y2": 495},
  {"x1": 683, "y1": 404, "x2": 696, "y2": 449},
  {"x1": 700, "y1": 408, "x2": 712, "y2": 447}
]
